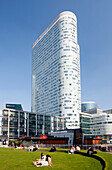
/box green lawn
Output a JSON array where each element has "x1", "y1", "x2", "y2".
[
  {"x1": 0, "y1": 148, "x2": 111, "y2": 170},
  {"x1": 97, "y1": 152, "x2": 112, "y2": 170},
  {"x1": 81, "y1": 150, "x2": 112, "y2": 170}
]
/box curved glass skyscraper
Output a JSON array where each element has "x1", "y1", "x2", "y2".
[{"x1": 32, "y1": 11, "x2": 81, "y2": 129}]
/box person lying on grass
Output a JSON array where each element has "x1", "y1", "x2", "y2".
[{"x1": 32, "y1": 153, "x2": 52, "y2": 167}]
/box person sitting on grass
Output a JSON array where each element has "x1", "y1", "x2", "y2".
[
  {"x1": 71, "y1": 146, "x2": 75, "y2": 154},
  {"x1": 32, "y1": 153, "x2": 52, "y2": 167},
  {"x1": 76, "y1": 145, "x2": 80, "y2": 152},
  {"x1": 33, "y1": 144, "x2": 38, "y2": 151},
  {"x1": 28, "y1": 144, "x2": 33, "y2": 151},
  {"x1": 23, "y1": 145, "x2": 25, "y2": 150},
  {"x1": 49, "y1": 145, "x2": 56, "y2": 152},
  {"x1": 68, "y1": 146, "x2": 75, "y2": 154},
  {"x1": 87, "y1": 147, "x2": 97, "y2": 156},
  {"x1": 27, "y1": 146, "x2": 29, "y2": 151}
]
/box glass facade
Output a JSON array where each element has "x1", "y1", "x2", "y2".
[
  {"x1": 80, "y1": 110, "x2": 112, "y2": 139},
  {"x1": 0, "y1": 108, "x2": 66, "y2": 139},
  {"x1": 80, "y1": 115, "x2": 92, "y2": 136},
  {"x1": 81, "y1": 102, "x2": 98, "y2": 112},
  {"x1": 32, "y1": 11, "x2": 81, "y2": 129}
]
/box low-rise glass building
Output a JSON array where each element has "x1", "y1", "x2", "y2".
[
  {"x1": 0, "y1": 107, "x2": 66, "y2": 139},
  {"x1": 80, "y1": 108, "x2": 112, "y2": 141}
]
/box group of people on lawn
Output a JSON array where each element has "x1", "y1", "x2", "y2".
[
  {"x1": 32, "y1": 144, "x2": 97, "y2": 167},
  {"x1": 69, "y1": 145, "x2": 97, "y2": 155},
  {"x1": 68, "y1": 145, "x2": 80, "y2": 154},
  {"x1": 27, "y1": 144, "x2": 38, "y2": 151}
]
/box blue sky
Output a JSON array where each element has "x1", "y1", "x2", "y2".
[{"x1": 0, "y1": 0, "x2": 112, "y2": 111}]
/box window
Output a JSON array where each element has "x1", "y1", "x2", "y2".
[{"x1": 65, "y1": 107, "x2": 72, "y2": 109}]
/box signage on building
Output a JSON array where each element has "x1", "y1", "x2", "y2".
[
  {"x1": 21, "y1": 135, "x2": 25, "y2": 139},
  {"x1": 40, "y1": 135, "x2": 48, "y2": 139},
  {"x1": 96, "y1": 136, "x2": 101, "y2": 139}
]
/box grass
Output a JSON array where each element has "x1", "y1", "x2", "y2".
[
  {"x1": 82, "y1": 150, "x2": 112, "y2": 170},
  {"x1": 0, "y1": 148, "x2": 111, "y2": 170},
  {"x1": 97, "y1": 152, "x2": 112, "y2": 170}
]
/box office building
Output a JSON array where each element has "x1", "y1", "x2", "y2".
[
  {"x1": 32, "y1": 11, "x2": 81, "y2": 129},
  {"x1": 0, "y1": 107, "x2": 66, "y2": 139},
  {"x1": 80, "y1": 108, "x2": 112, "y2": 142}
]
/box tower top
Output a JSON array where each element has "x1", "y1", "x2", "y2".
[
  {"x1": 58, "y1": 11, "x2": 77, "y2": 19},
  {"x1": 32, "y1": 11, "x2": 77, "y2": 48}
]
